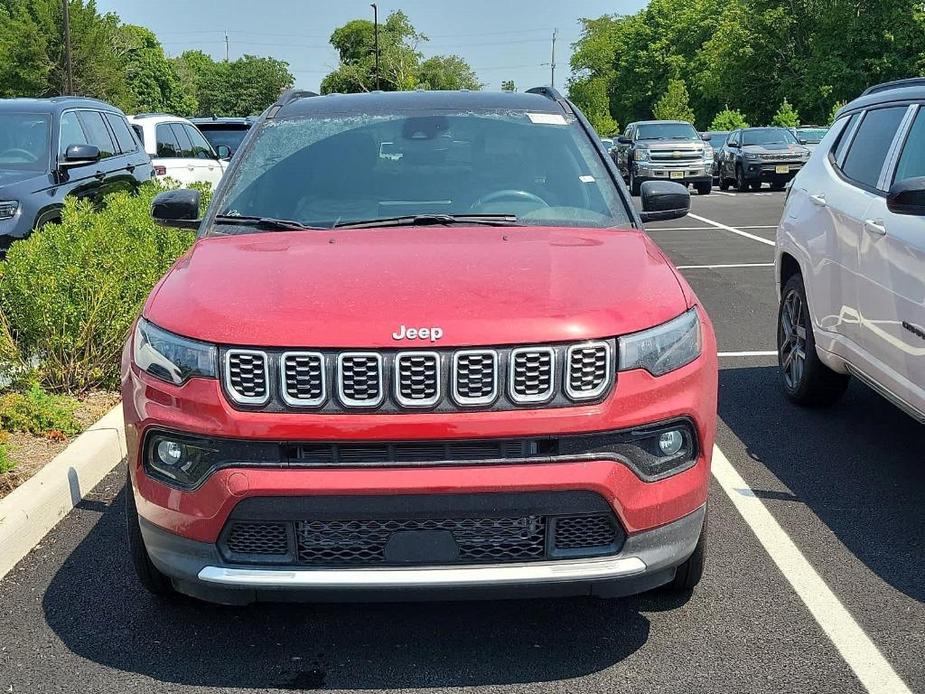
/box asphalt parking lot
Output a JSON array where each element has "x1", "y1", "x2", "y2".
[{"x1": 1, "y1": 189, "x2": 922, "y2": 694}]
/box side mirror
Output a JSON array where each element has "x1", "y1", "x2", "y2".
[
  {"x1": 617, "y1": 136, "x2": 633, "y2": 145},
  {"x1": 728, "y1": 141, "x2": 740, "y2": 149},
  {"x1": 60, "y1": 144, "x2": 100, "y2": 168},
  {"x1": 887, "y1": 176, "x2": 925, "y2": 216},
  {"x1": 215, "y1": 144, "x2": 232, "y2": 160},
  {"x1": 799, "y1": 138, "x2": 808, "y2": 145},
  {"x1": 639, "y1": 181, "x2": 690, "y2": 223},
  {"x1": 702, "y1": 134, "x2": 711, "y2": 141},
  {"x1": 151, "y1": 189, "x2": 201, "y2": 229}
]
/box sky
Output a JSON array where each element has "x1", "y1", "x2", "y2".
[{"x1": 96, "y1": 0, "x2": 648, "y2": 93}]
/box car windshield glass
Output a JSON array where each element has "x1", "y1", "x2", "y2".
[
  {"x1": 707, "y1": 131, "x2": 728, "y2": 144},
  {"x1": 796, "y1": 128, "x2": 827, "y2": 143},
  {"x1": 742, "y1": 128, "x2": 799, "y2": 146},
  {"x1": 211, "y1": 109, "x2": 631, "y2": 233},
  {"x1": 0, "y1": 113, "x2": 50, "y2": 171},
  {"x1": 198, "y1": 126, "x2": 249, "y2": 153},
  {"x1": 635, "y1": 123, "x2": 698, "y2": 140}
]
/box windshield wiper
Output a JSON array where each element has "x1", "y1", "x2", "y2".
[
  {"x1": 214, "y1": 214, "x2": 324, "y2": 231},
  {"x1": 333, "y1": 213, "x2": 520, "y2": 229}
]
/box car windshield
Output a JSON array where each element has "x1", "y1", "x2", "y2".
[
  {"x1": 706, "y1": 131, "x2": 728, "y2": 144},
  {"x1": 796, "y1": 127, "x2": 827, "y2": 143},
  {"x1": 212, "y1": 109, "x2": 631, "y2": 232},
  {"x1": 742, "y1": 128, "x2": 799, "y2": 146},
  {"x1": 0, "y1": 113, "x2": 50, "y2": 171},
  {"x1": 635, "y1": 123, "x2": 698, "y2": 140},
  {"x1": 198, "y1": 126, "x2": 250, "y2": 153}
]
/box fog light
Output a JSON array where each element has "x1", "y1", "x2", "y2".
[
  {"x1": 657, "y1": 430, "x2": 684, "y2": 456},
  {"x1": 156, "y1": 440, "x2": 184, "y2": 466}
]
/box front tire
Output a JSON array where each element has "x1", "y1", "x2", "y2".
[
  {"x1": 629, "y1": 168, "x2": 641, "y2": 196},
  {"x1": 695, "y1": 181, "x2": 712, "y2": 196},
  {"x1": 735, "y1": 165, "x2": 750, "y2": 192},
  {"x1": 777, "y1": 274, "x2": 850, "y2": 406},
  {"x1": 125, "y1": 468, "x2": 175, "y2": 596}
]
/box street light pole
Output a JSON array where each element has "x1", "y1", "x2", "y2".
[
  {"x1": 370, "y1": 3, "x2": 380, "y2": 91},
  {"x1": 62, "y1": 0, "x2": 74, "y2": 95}
]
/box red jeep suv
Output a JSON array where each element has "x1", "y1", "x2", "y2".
[{"x1": 123, "y1": 88, "x2": 717, "y2": 604}]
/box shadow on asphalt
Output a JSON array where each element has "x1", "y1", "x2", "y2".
[
  {"x1": 718, "y1": 366, "x2": 925, "y2": 602},
  {"x1": 39, "y1": 486, "x2": 686, "y2": 690}
]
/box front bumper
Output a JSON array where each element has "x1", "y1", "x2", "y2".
[
  {"x1": 140, "y1": 504, "x2": 706, "y2": 604},
  {"x1": 635, "y1": 161, "x2": 711, "y2": 185},
  {"x1": 743, "y1": 161, "x2": 804, "y2": 181}
]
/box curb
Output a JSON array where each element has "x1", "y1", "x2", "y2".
[{"x1": 0, "y1": 404, "x2": 126, "y2": 580}]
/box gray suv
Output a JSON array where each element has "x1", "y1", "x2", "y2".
[
  {"x1": 0, "y1": 97, "x2": 154, "y2": 251},
  {"x1": 614, "y1": 120, "x2": 713, "y2": 196}
]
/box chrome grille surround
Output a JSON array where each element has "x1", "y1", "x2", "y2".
[
  {"x1": 452, "y1": 349, "x2": 499, "y2": 406},
  {"x1": 224, "y1": 349, "x2": 270, "y2": 405},
  {"x1": 509, "y1": 346, "x2": 556, "y2": 404},
  {"x1": 566, "y1": 341, "x2": 613, "y2": 400},
  {"x1": 337, "y1": 352, "x2": 385, "y2": 408},
  {"x1": 279, "y1": 351, "x2": 326, "y2": 407},
  {"x1": 393, "y1": 351, "x2": 441, "y2": 407}
]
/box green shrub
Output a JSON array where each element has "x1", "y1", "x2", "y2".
[
  {"x1": 0, "y1": 436, "x2": 12, "y2": 474},
  {"x1": 771, "y1": 98, "x2": 801, "y2": 128},
  {"x1": 0, "y1": 182, "x2": 207, "y2": 393},
  {"x1": 709, "y1": 106, "x2": 749, "y2": 131},
  {"x1": 0, "y1": 383, "x2": 80, "y2": 437}
]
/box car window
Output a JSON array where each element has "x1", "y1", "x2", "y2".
[
  {"x1": 75, "y1": 111, "x2": 116, "y2": 158},
  {"x1": 831, "y1": 113, "x2": 859, "y2": 162},
  {"x1": 155, "y1": 123, "x2": 181, "y2": 157},
  {"x1": 198, "y1": 126, "x2": 249, "y2": 153},
  {"x1": 214, "y1": 109, "x2": 633, "y2": 232},
  {"x1": 105, "y1": 113, "x2": 137, "y2": 154},
  {"x1": 184, "y1": 125, "x2": 215, "y2": 159},
  {"x1": 892, "y1": 108, "x2": 925, "y2": 183},
  {"x1": 728, "y1": 131, "x2": 738, "y2": 146},
  {"x1": 170, "y1": 124, "x2": 194, "y2": 158},
  {"x1": 841, "y1": 107, "x2": 907, "y2": 190},
  {"x1": 0, "y1": 113, "x2": 51, "y2": 171},
  {"x1": 58, "y1": 111, "x2": 89, "y2": 157},
  {"x1": 131, "y1": 124, "x2": 145, "y2": 146},
  {"x1": 635, "y1": 122, "x2": 698, "y2": 140},
  {"x1": 741, "y1": 128, "x2": 798, "y2": 146}
]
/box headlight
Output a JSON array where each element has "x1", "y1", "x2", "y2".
[
  {"x1": 133, "y1": 318, "x2": 217, "y2": 385},
  {"x1": 0, "y1": 201, "x2": 19, "y2": 220},
  {"x1": 744, "y1": 151, "x2": 760, "y2": 160},
  {"x1": 144, "y1": 431, "x2": 278, "y2": 488},
  {"x1": 703, "y1": 147, "x2": 713, "y2": 161},
  {"x1": 635, "y1": 148, "x2": 650, "y2": 162},
  {"x1": 618, "y1": 308, "x2": 702, "y2": 376}
]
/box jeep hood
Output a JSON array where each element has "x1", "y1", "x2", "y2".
[{"x1": 145, "y1": 227, "x2": 690, "y2": 348}]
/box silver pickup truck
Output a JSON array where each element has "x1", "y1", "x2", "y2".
[{"x1": 614, "y1": 120, "x2": 713, "y2": 196}]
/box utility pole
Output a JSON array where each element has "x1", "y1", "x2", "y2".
[
  {"x1": 550, "y1": 28, "x2": 558, "y2": 89},
  {"x1": 371, "y1": 3, "x2": 380, "y2": 90},
  {"x1": 224, "y1": 31, "x2": 229, "y2": 62},
  {"x1": 62, "y1": 0, "x2": 73, "y2": 95}
]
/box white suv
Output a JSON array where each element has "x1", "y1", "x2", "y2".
[
  {"x1": 776, "y1": 78, "x2": 925, "y2": 423},
  {"x1": 128, "y1": 114, "x2": 226, "y2": 188}
]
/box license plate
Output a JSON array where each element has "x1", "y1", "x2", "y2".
[
  {"x1": 670, "y1": 171, "x2": 685, "y2": 180},
  {"x1": 775, "y1": 165, "x2": 790, "y2": 174}
]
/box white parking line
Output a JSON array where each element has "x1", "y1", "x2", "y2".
[
  {"x1": 714, "y1": 191, "x2": 736, "y2": 197},
  {"x1": 649, "y1": 225, "x2": 777, "y2": 231},
  {"x1": 687, "y1": 213, "x2": 776, "y2": 247},
  {"x1": 676, "y1": 263, "x2": 774, "y2": 270},
  {"x1": 711, "y1": 446, "x2": 913, "y2": 694},
  {"x1": 718, "y1": 350, "x2": 777, "y2": 357}
]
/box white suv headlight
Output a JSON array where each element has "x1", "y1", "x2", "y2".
[
  {"x1": 133, "y1": 318, "x2": 217, "y2": 385},
  {"x1": 0, "y1": 201, "x2": 19, "y2": 220},
  {"x1": 618, "y1": 308, "x2": 702, "y2": 376},
  {"x1": 635, "y1": 148, "x2": 650, "y2": 162}
]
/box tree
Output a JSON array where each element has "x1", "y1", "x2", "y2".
[
  {"x1": 828, "y1": 100, "x2": 847, "y2": 125},
  {"x1": 709, "y1": 106, "x2": 749, "y2": 131},
  {"x1": 418, "y1": 56, "x2": 481, "y2": 90},
  {"x1": 568, "y1": 76, "x2": 618, "y2": 135},
  {"x1": 115, "y1": 25, "x2": 190, "y2": 114},
  {"x1": 320, "y1": 10, "x2": 480, "y2": 93},
  {"x1": 653, "y1": 79, "x2": 696, "y2": 124},
  {"x1": 501, "y1": 80, "x2": 516, "y2": 92},
  {"x1": 771, "y1": 97, "x2": 800, "y2": 128}
]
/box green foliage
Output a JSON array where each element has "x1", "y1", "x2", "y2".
[
  {"x1": 709, "y1": 107, "x2": 749, "y2": 131},
  {"x1": 195, "y1": 54, "x2": 294, "y2": 116},
  {"x1": 0, "y1": 383, "x2": 80, "y2": 437},
  {"x1": 828, "y1": 100, "x2": 847, "y2": 125},
  {"x1": 0, "y1": 183, "x2": 203, "y2": 392},
  {"x1": 116, "y1": 25, "x2": 189, "y2": 115},
  {"x1": 771, "y1": 98, "x2": 800, "y2": 128},
  {"x1": 320, "y1": 10, "x2": 480, "y2": 93},
  {"x1": 653, "y1": 79, "x2": 696, "y2": 124},
  {"x1": 501, "y1": 80, "x2": 516, "y2": 92},
  {"x1": 0, "y1": 439, "x2": 11, "y2": 474},
  {"x1": 568, "y1": 76, "x2": 618, "y2": 136}
]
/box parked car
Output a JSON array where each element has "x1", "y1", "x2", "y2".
[
  {"x1": 790, "y1": 126, "x2": 828, "y2": 152},
  {"x1": 775, "y1": 77, "x2": 925, "y2": 423},
  {"x1": 615, "y1": 120, "x2": 713, "y2": 196},
  {"x1": 128, "y1": 114, "x2": 226, "y2": 188},
  {"x1": 189, "y1": 116, "x2": 256, "y2": 158},
  {"x1": 702, "y1": 131, "x2": 729, "y2": 183},
  {"x1": 0, "y1": 97, "x2": 153, "y2": 252},
  {"x1": 123, "y1": 87, "x2": 718, "y2": 605},
  {"x1": 600, "y1": 137, "x2": 614, "y2": 152},
  {"x1": 717, "y1": 127, "x2": 810, "y2": 192}
]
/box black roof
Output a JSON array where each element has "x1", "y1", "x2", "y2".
[
  {"x1": 838, "y1": 78, "x2": 925, "y2": 119},
  {"x1": 274, "y1": 89, "x2": 566, "y2": 118},
  {"x1": 0, "y1": 96, "x2": 123, "y2": 115},
  {"x1": 190, "y1": 116, "x2": 257, "y2": 126}
]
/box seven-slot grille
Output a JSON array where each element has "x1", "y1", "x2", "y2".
[
  {"x1": 566, "y1": 342, "x2": 612, "y2": 399},
  {"x1": 220, "y1": 340, "x2": 616, "y2": 412},
  {"x1": 225, "y1": 350, "x2": 269, "y2": 404}
]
